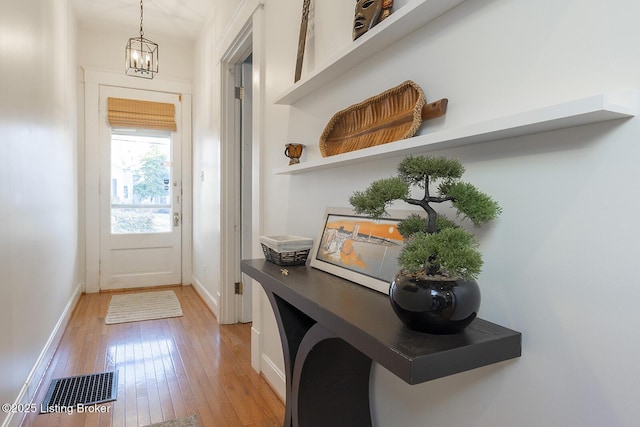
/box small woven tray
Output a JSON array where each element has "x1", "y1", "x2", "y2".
[
  {"x1": 319, "y1": 80, "x2": 446, "y2": 157},
  {"x1": 261, "y1": 244, "x2": 310, "y2": 266}
]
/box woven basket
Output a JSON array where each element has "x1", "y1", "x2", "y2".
[
  {"x1": 319, "y1": 80, "x2": 429, "y2": 157},
  {"x1": 261, "y1": 244, "x2": 310, "y2": 266}
]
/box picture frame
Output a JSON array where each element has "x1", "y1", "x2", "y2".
[{"x1": 310, "y1": 207, "x2": 417, "y2": 294}]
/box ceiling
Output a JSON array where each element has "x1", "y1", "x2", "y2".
[{"x1": 72, "y1": 0, "x2": 214, "y2": 42}]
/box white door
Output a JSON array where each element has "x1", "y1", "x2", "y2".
[{"x1": 99, "y1": 87, "x2": 182, "y2": 290}]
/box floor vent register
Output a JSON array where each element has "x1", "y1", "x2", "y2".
[{"x1": 41, "y1": 371, "x2": 117, "y2": 413}]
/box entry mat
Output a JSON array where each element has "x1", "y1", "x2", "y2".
[
  {"x1": 143, "y1": 415, "x2": 200, "y2": 427},
  {"x1": 40, "y1": 371, "x2": 118, "y2": 413},
  {"x1": 105, "y1": 290, "x2": 183, "y2": 325}
]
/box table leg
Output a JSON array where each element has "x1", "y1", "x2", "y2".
[{"x1": 266, "y1": 292, "x2": 373, "y2": 427}]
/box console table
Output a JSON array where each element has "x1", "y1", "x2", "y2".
[{"x1": 242, "y1": 259, "x2": 521, "y2": 427}]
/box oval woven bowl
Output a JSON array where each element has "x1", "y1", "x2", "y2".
[{"x1": 319, "y1": 80, "x2": 426, "y2": 157}]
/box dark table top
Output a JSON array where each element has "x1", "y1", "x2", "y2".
[{"x1": 242, "y1": 259, "x2": 521, "y2": 384}]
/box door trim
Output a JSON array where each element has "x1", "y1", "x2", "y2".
[
  {"x1": 82, "y1": 68, "x2": 192, "y2": 294},
  {"x1": 98, "y1": 89, "x2": 182, "y2": 290},
  {"x1": 219, "y1": 1, "x2": 265, "y2": 339},
  {"x1": 220, "y1": 23, "x2": 253, "y2": 325}
]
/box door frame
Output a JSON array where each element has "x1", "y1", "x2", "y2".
[
  {"x1": 98, "y1": 86, "x2": 183, "y2": 290},
  {"x1": 83, "y1": 69, "x2": 193, "y2": 294},
  {"x1": 218, "y1": 0, "x2": 265, "y2": 370},
  {"x1": 220, "y1": 21, "x2": 254, "y2": 325}
]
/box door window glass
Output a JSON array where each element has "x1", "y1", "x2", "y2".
[{"x1": 111, "y1": 130, "x2": 172, "y2": 234}]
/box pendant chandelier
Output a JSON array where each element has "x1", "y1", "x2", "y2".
[{"x1": 125, "y1": 0, "x2": 158, "y2": 79}]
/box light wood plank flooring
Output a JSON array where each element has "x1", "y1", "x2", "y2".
[{"x1": 20, "y1": 285, "x2": 284, "y2": 427}]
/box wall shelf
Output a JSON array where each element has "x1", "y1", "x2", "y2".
[
  {"x1": 274, "y1": 91, "x2": 637, "y2": 175},
  {"x1": 274, "y1": 0, "x2": 465, "y2": 105}
]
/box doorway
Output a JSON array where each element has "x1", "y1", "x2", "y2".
[
  {"x1": 238, "y1": 55, "x2": 253, "y2": 323},
  {"x1": 220, "y1": 25, "x2": 255, "y2": 324},
  {"x1": 98, "y1": 86, "x2": 183, "y2": 290}
]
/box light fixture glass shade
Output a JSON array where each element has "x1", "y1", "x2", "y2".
[{"x1": 125, "y1": 36, "x2": 158, "y2": 79}]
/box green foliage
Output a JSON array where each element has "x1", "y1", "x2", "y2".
[
  {"x1": 397, "y1": 214, "x2": 426, "y2": 238},
  {"x1": 397, "y1": 155, "x2": 465, "y2": 188},
  {"x1": 436, "y1": 215, "x2": 460, "y2": 231},
  {"x1": 430, "y1": 228, "x2": 483, "y2": 279},
  {"x1": 398, "y1": 214, "x2": 459, "y2": 238},
  {"x1": 133, "y1": 146, "x2": 169, "y2": 203},
  {"x1": 112, "y1": 209, "x2": 156, "y2": 233},
  {"x1": 349, "y1": 154, "x2": 501, "y2": 280},
  {"x1": 397, "y1": 232, "x2": 433, "y2": 272},
  {"x1": 349, "y1": 177, "x2": 409, "y2": 218},
  {"x1": 440, "y1": 181, "x2": 502, "y2": 227},
  {"x1": 399, "y1": 228, "x2": 483, "y2": 280}
]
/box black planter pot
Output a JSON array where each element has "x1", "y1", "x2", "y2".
[{"x1": 389, "y1": 274, "x2": 481, "y2": 334}]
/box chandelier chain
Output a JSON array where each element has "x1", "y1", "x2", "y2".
[{"x1": 139, "y1": 0, "x2": 144, "y2": 37}]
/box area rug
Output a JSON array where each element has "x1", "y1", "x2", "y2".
[
  {"x1": 105, "y1": 290, "x2": 183, "y2": 324},
  {"x1": 142, "y1": 415, "x2": 199, "y2": 427}
]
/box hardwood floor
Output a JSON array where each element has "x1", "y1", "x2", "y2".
[{"x1": 20, "y1": 286, "x2": 284, "y2": 427}]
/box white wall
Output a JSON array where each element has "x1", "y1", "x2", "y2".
[
  {"x1": 191, "y1": 0, "x2": 246, "y2": 319},
  {"x1": 0, "y1": 0, "x2": 80, "y2": 425},
  {"x1": 77, "y1": 27, "x2": 194, "y2": 82},
  {"x1": 195, "y1": 0, "x2": 640, "y2": 425}
]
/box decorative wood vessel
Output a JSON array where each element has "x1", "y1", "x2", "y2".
[{"x1": 319, "y1": 80, "x2": 447, "y2": 157}]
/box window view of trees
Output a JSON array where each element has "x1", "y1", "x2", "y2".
[
  {"x1": 134, "y1": 146, "x2": 170, "y2": 203},
  {"x1": 110, "y1": 132, "x2": 172, "y2": 234}
]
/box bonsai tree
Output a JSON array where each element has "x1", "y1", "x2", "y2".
[{"x1": 349, "y1": 155, "x2": 501, "y2": 281}]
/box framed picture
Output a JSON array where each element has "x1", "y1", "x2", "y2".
[{"x1": 310, "y1": 207, "x2": 415, "y2": 294}]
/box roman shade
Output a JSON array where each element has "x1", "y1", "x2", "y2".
[{"x1": 107, "y1": 97, "x2": 177, "y2": 131}]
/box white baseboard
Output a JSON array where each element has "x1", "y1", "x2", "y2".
[
  {"x1": 1, "y1": 283, "x2": 82, "y2": 427},
  {"x1": 260, "y1": 353, "x2": 286, "y2": 400},
  {"x1": 251, "y1": 326, "x2": 261, "y2": 372},
  {"x1": 191, "y1": 275, "x2": 220, "y2": 319}
]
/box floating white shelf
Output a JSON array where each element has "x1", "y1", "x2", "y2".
[
  {"x1": 274, "y1": 0, "x2": 466, "y2": 105},
  {"x1": 274, "y1": 91, "x2": 637, "y2": 175}
]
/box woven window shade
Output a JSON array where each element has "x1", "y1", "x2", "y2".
[{"x1": 107, "y1": 97, "x2": 177, "y2": 131}]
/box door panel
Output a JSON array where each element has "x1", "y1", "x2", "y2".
[{"x1": 99, "y1": 87, "x2": 182, "y2": 290}]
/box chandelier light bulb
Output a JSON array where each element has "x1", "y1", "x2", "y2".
[{"x1": 125, "y1": 0, "x2": 158, "y2": 79}]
